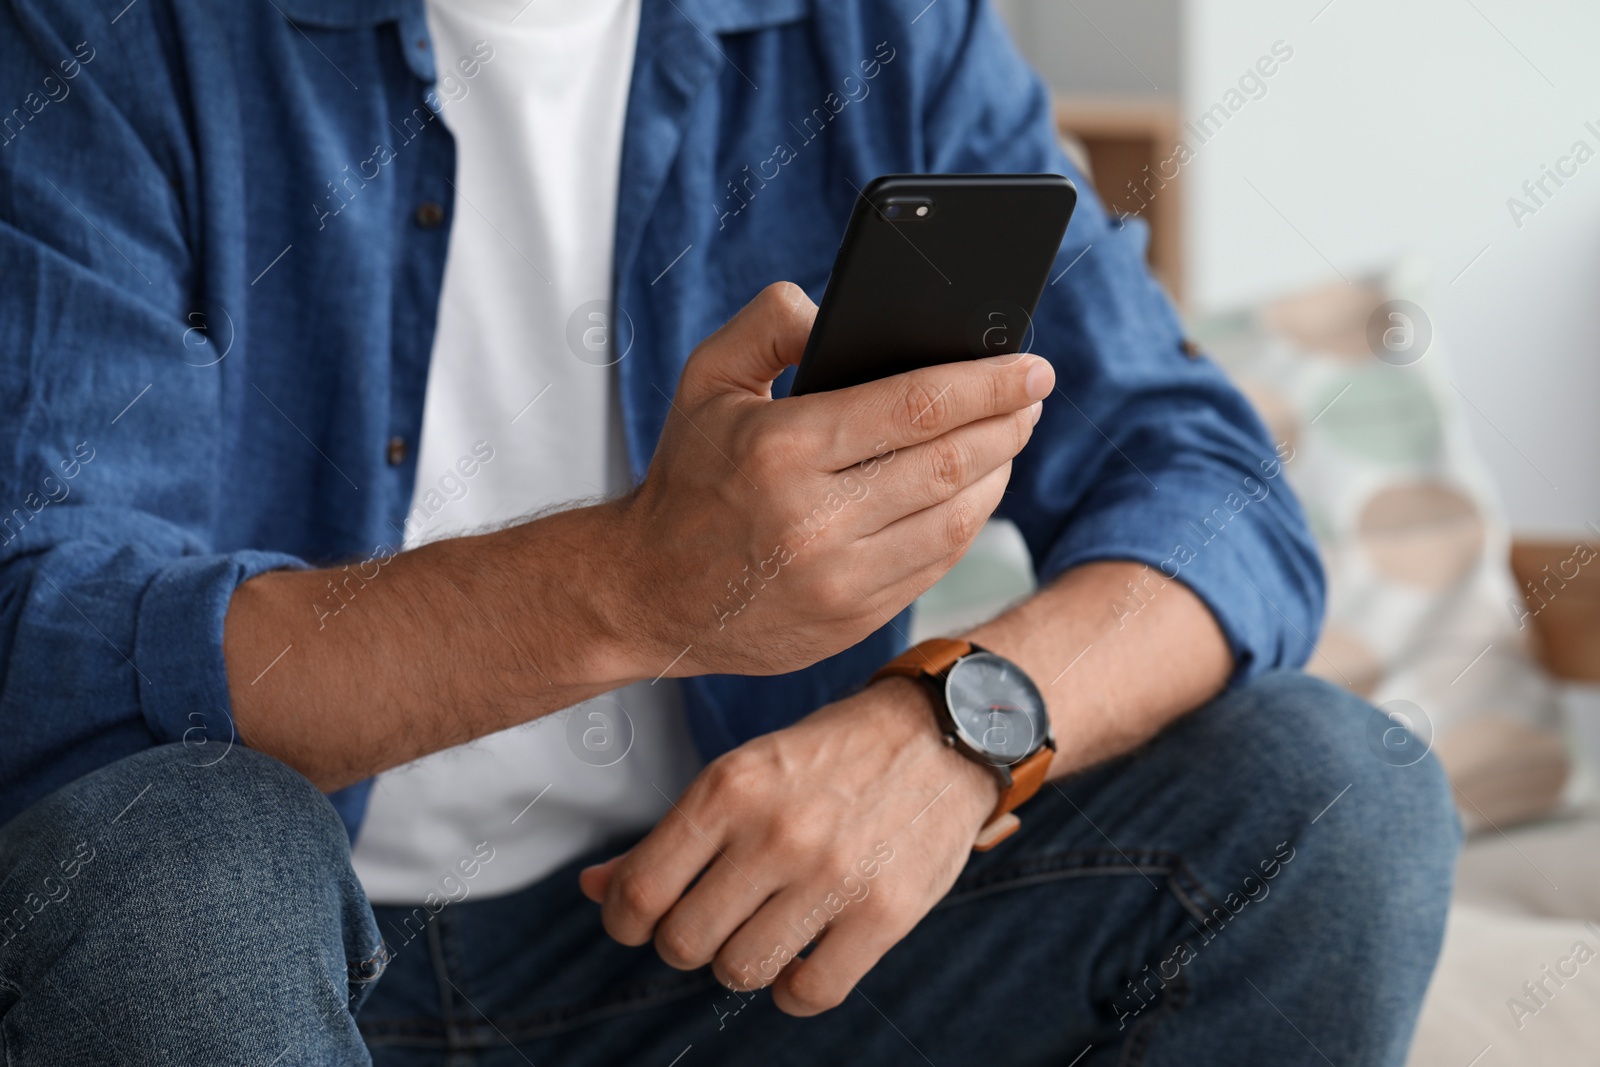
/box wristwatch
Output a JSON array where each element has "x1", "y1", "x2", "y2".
[{"x1": 871, "y1": 637, "x2": 1056, "y2": 851}]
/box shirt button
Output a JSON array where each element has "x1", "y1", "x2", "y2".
[
  {"x1": 1180, "y1": 338, "x2": 1202, "y2": 359},
  {"x1": 414, "y1": 202, "x2": 445, "y2": 229},
  {"x1": 386, "y1": 436, "x2": 409, "y2": 466}
]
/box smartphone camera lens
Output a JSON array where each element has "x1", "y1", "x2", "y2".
[{"x1": 881, "y1": 197, "x2": 934, "y2": 222}]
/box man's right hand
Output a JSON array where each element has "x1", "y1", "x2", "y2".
[
  {"x1": 603, "y1": 282, "x2": 1053, "y2": 678},
  {"x1": 226, "y1": 283, "x2": 1052, "y2": 790}
]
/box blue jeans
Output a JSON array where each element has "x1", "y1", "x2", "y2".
[{"x1": 0, "y1": 672, "x2": 1458, "y2": 1065}]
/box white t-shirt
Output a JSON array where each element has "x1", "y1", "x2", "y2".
[{"x1": 351, "y1": 0, "x2": 703, "y2": 904}]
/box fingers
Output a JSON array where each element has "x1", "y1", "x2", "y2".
[
  {"x1": 769, "y1": 911, "x2": 916, "y2": 1017},
  {"x1": 840, "y1": 552, "x2": 962, "y2": 630},
  {"x1": 578, "y1": 853, "x2": 623, "y2": 903},
  {"x1": 653, "y1": 855, "x2": 773, "y2": 971},
  {"x1": 845, "y1": 403, "x2": 1038, "y2": 535},
  {"x1": 679, "y1": 282, "x2": 818, "y2": 400},
  {"x1": 710, "y1": 882, "x2": 835, "y2": 995},
  {"x1": 812, "y1": 463, "x2": 1010, "y2": 610},
  {"x1": 856, "y1": 462, "x2": 1012, "y2": 588},
  {"x1": 711, "y1": 883, "x2": 917, "y2": 1017},
  {"x1": 805, "y1": 353, "x2": 1054, "y2": 469},
  {"x1": 599, "y1": 797, "x2": 721, "y2": 946}
]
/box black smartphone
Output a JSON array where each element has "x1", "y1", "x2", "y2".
[{"x1": 788, "y1": 174, "x2": 1077, "y2": 396}]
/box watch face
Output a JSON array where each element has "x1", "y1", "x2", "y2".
[{"x1": 943, "y1": 652, "x2": 1049, "y2": 766}]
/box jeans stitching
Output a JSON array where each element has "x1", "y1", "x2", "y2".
[
  {"x1": 938, "y1": 847, "x2": 1184, "y2": 910},
  {"x1": 1119, "y1": 961, "x2": 1190, "y2": 1067},
  {"x1": 430, "y1": 910, "x2": 473, "y2": 1048},
  {"x1": 1116, "y1": 857, "x2": 1228, "y2": 1066},
  {"x1": 936, "y1": 846, "x2": 1219, "y2": 1067},
  {"x1": 348, "y1": 941, "x2": 390, "y2": 988}
]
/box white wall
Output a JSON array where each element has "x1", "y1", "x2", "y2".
[
  {"x1": 1182, "y1": 0, "x2": 1600, "y2": 533},
  {"x1": 997, "y1": 0, "x2": 1181, "y2": 96}
]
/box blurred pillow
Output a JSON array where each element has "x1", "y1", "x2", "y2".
[{"x1": 1190, "y1": 263, "x2": 1569, "y2": 831}]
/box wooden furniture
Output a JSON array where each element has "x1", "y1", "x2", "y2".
[
  {"x1": 1054, "y1": 95, "x2": 1185, "y2": 304},
  {"x1": 1511, "y1": 538, "x2": 1600, "y2": 682}
]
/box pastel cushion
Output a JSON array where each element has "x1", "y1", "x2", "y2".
[{"x1": 1191, "y1": 264, "x2": 1569, "y2": 830}]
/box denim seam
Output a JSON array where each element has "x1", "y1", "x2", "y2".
[
  {"x1": 1116, "y1": 857, "x2": 1227, "y2": 1066},
  {"x1": 935, "y1": 846, "x2": 1221, "y2": 1067},
  {"x1": 1166, "y1": 856, "x2": 1228, "y2": 926},
  {"x1": 938, "y1": 847, "x2": 1186, "y2": 911},
  {"x1": 348, "y1": 941, "x2": 390, "y2": 989},
  {"x1": 1119, "y1": 960, "x2": 1191, "y2": 1067},
  {"x1": 427, "y1": 911, "x2": 471, "y2": 1048}
]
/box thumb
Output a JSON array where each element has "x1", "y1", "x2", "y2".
[
  {"x1": 680, "y1": 281, "x2": 817, "y2": 400},
  {"x1": 579, "y1": 853, "x2": 626, "y2": 903}
]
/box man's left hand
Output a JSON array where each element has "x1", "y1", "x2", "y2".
[{"x1": 578, "y1": 677, "x2": 1000, "y2": 1016}]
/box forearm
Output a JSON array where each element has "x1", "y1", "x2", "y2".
[
  {"x1": 224, "y1": 502, "x2": 647, "y2": 791},
  {"x1": 222, "y1": 285, "x2": 1052, "y2": 794},
  {"x1": 963, "y1": 559, "x2": 1232, "y2": 779}
]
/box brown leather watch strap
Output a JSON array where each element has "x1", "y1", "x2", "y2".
[
  {"x1": 870, "y1": 638, "x2": 1054, "y2": 853},
  {"x1": 869, "y1": 637, "x2": 971, "y2": 683},
  {"x1": 973, "y1": 744, "x2": 1054, "y2": 852}
]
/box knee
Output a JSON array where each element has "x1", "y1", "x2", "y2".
[
  {"x1": 0, "y1": 746, "x2": 380, "y2": 1055},
  {"x1": 3, "y1": 742, "x2": 359, "y2": 933},
  {"x1": 1194, "y1": 671, "x2": 1460, "y2": 901},
  {"x1": 1154, "y1": 672, "x2": 1460, "y2": 1056},
  {"x1": 33, "y1": 741, "x2": 346, "y2": 857}
]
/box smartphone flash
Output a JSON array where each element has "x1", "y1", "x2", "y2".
[{"x1": 915, "y1": 205, "x2": 929, "y2": 217}]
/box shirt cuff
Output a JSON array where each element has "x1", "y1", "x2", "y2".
[
  {"x1": 1037, "y1": 497, "x2": 1322, "y2": 687},
  {"x1": 133, "y1": 550, "x2": 306, "y2": 751}
]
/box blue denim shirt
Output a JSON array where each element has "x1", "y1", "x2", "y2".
[{"x1": 0, "y1": 0, "x2": 1323, "y2": 838}]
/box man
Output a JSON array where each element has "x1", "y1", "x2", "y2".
[{"x1": 0, "y1": 0, "x2": 1457, "y2": 1063}]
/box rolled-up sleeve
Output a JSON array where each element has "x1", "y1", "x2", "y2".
[
  {"x1": 0, "y1": 250, "x2": 308, "y2": 824},
  {"x1": 3, "y1": 507, "x2": 303, "y2": 803},
  {"x1": 914, "y1": 0, "x2": 1325, "y2": 681},
  {"x1": 133, "y1": 552, "x2": 305, "y2": 751},
  {"x1": 0, "y1": 15, "x2": 304, "y2": 822}
]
